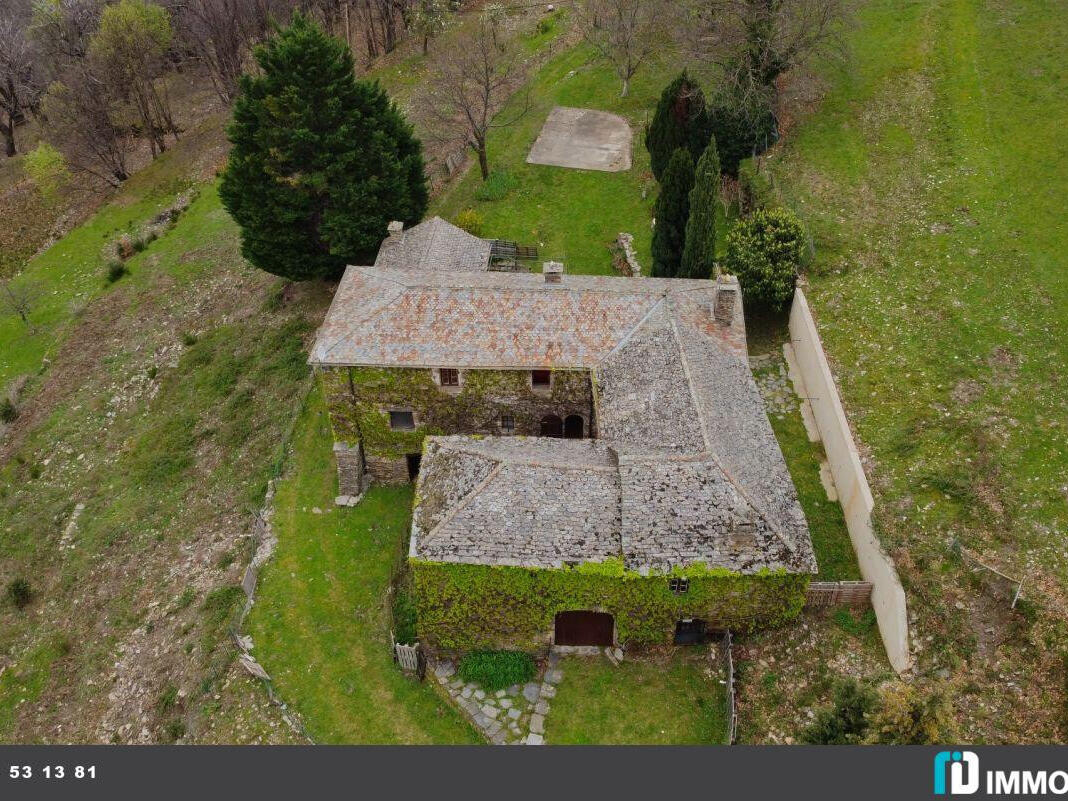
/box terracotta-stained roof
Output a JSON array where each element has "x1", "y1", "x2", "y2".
[{"x1": 310, "y1": 267, "x2": 709, "y2": 368}]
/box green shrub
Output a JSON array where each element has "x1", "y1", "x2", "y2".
[
  {"x1": 724, "y1": 207, "x2": 805, "y2": 308},
  {"x1": 6, "y1": 577, "x2": 32, "y2": 609},
  {"x1": 801, "y1": 678, "x2": 877, "y2": 744},
  {"x1": 454, "y1": 208, "x2": 484, "y2": 237},
  {"x1": 106, "y1": 260, "x2": 129, "y2": 283},
  {"x1": 457, "y1": 650, "x2": 535, "y2": 692},
  {"x1": 24, "y1": 142, "x2": 70, "y2": 203},
  {"x1": 164, "y1": 719, "x2": 186, "y2": 742},
  {"x1": 475, "y1": 169, "x2": 517, "y2": 201},
  {"x1": 867, "y1": 682, "x2": 956, "y2": 744},
  {"x1": 180, "y1": 331, "x2": 198, "y2": 346},
  {"x1": 0, "y1": 397, "x2": 16, "y2": 424}
]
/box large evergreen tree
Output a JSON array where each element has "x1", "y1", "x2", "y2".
[
  {"x1": 680, "y1": 138, "x2": 721, "y2": 279},
  {"x1": 220, "y1": 14, "x2": 427, "y2": 281},
  {"x1": 645, "y1": 71, "x2": 712, "y2": 181},
  {"x1": 651, "y1": 148, "x2": 695, "y2": 278}
]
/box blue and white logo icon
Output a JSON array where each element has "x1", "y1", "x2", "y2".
[{"x1": 935, "y1": 751, "x2": 980, "y2": 795}]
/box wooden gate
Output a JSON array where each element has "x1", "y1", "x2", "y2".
[{"x1": 554, "y1": 611, "x2": 614, "y2": 646}]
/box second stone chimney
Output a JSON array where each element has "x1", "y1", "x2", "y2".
[
  {"x1": 714, "y1": 275, "x2": 738, "y2": 325},
  {"x1": 543, "y1": 261, "x2": 564, "y2": 285},
  {"x1": 387, "y1": 220, "x2": 405, "y2": 238}
]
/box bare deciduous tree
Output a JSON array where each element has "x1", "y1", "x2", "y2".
[
  {"x1": 688, "y1": 0, "x2": 848, "y2": 106},
  {"x1": 422, "y1": 13, "x2": 528, "y2": 181},
  {"x1": 167, "y1": 0, "x2": 301, "y2": 103},
  {"x1": 28, "y1": 0, "x2": 101, "y2": 70},
  {"x1": 1, "y1": 278, "x2": 41, "y2": 331},
  {"x1": 0, "y1": 1, "x2": 40, "y2": 157},
  {"x1": 577, "y1": 0, "x2": 671, "y2": 98},
  {"x1": 41, "y1": 65, "x2": 135, "y2": 187}
]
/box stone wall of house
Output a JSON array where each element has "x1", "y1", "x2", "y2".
[
  {"x1": 319, "y1": 366, "x2": 596, "y2": 484},
  {"x1": 333, "y1": 442, "x2": 365, "y2": 496},
  {"x1": 412, "y1": 560, "x2": 810, "y2": 652}
]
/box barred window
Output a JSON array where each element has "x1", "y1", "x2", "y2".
[
  {"x1": 500, "y1": 414, "x2": 515, "y2": 433},
  {"x1": 389, "y1": 411, "x2": 415, "y2": 430},
  {"x1": 669, "y1": 577, "x2": 690, "y2": 595}
]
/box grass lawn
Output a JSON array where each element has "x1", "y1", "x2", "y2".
[
  {"x1": 760, "y1": 0, "x2": 1068, "y2": 739},
  {"x1": 546, "y1": 650, "x2": 729, "y2": 744},
  {"x1": 764, "y1": 385, "x2": 860, "y2": 581},
  {"x1": 245, "y1": 386, "x2": 480, "y2": 744},
  {"x1": 432, "y1": 42, "x2": 680, "y2": 275}
]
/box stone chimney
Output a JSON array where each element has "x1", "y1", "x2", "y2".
[
  {"x1": 714, "y1": 275, "x2": 738, "y2": 325},
  {"x1": 543, "y1": 261, "x2": 564, "y2": 284},
  {"x1": 387, "y1": 220, "x2": 404, "y2": 237}
]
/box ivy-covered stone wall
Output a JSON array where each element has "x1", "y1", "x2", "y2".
[
  {"x1": 411, "y1": 558, "x2": 809, "y2": 651},
  {"x1": 319, "y1": 366, "x2": 595, "y2": 482}
]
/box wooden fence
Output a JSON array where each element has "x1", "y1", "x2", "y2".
[
  {"x1": 720, "y1": 630, "x2": 737, "y2": 745},
  {"x1": 805, "y1": 581, "x2": 874, "y2": 608}
]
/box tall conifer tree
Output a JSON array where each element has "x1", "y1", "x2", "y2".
[
  {"x1": 220, "y1": 14, "x2": 427, "y2": 281},
  {"x1": 680, "y1": 139, "x2": 721, "y2": 279},
  {"x1": 651, "y1": 148, "x2": 695, "y2": 278}
]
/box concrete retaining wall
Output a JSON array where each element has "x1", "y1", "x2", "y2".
[{"x1": 788, "y1": 288, "x2": 911, "y2": 673}]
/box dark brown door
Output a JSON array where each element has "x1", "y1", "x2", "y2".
[
  {"x1": 563, "y1": 415, "x2": 584, "y2": 439},
  {"x1": 554, "y1": 611, "x2": 614, "y2": 646},
  {"x1": 540, "y1": 414, "x2": 563, "y2": 437}
]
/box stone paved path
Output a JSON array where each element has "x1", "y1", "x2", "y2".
[{"x1": 431, "y1": 651, "x2": 565, "y2": 745}]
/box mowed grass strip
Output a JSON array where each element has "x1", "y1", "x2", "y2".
[
  {"x1": 546, "y1": 651, "x2": 730, "y2": 745},
  {"x1": 246, "y1": 387, "x2": 480, "y2": 744}
]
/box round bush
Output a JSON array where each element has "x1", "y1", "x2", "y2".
[
  {"x1": 454, "y1": 209, "x2": 485, "y2": 237},
  {"x1": 457, "y1": 650, "x2": 535, "y2": 692},
  {"x1": 724, "y1": 207, "x2": 806, "y2": 308},
  {"x1": 6, "y1": 578, "x2": 32, "y2": 610}
]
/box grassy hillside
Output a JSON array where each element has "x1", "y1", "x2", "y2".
[
  {"x1": 764, "y1": 0, "x2": 1068, "y2": 741},
  {"x1": 246, "y1": 388, "x2": 479, "y2": 743}
]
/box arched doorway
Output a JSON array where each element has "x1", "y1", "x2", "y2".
[
  {"x1": 563, "y1": 414, "x2": 584, "y2": 439},
  {"x1": 554, "y1": 611, "x2": 614, "y2": 646},
  {"x1": 540, "y1": 414, "x2": 563, "y2": 437}
]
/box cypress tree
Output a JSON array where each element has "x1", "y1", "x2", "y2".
[
  {"x1": 220, "y1": 13, "x2": 427, "y2": 281},
  {"x1": 651, "y1": 148, "x2": 695, "y2": 278},
  {"x1": 645, "y1": 72, "x2": 712, "y2": 182},
  {"x1": 680, "y1": 138, "x2": 721, "y2": 279}
]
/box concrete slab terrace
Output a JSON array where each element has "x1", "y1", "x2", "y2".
[{"x1": 526, "y1": 106, "x2": 632, "y2": 172}]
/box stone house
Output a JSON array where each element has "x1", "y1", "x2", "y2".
[{"x1": 309, "y1": 217, "x2": 817, "y2": 650}]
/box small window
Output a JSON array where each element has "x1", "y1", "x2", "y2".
[
  {"x1": 439, "y1": 368, "x2": 459, "y2": 387},
  {"x1": 500, "y1": 414, "x2": 515, "y2": 434},
  {"x1": 389, "y1": 410, "x2": 415, "y2": 430},
  {"x1": 669, "y1": 577, "x2": 690, "y2": 595},
  {"x1": 531, "y1": 370, "x2": 551, "y2": 389}
]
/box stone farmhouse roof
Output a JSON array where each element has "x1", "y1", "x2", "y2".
[
  {"x1": 311, "y1": 218, "x2": 817, "y2": 575},
  {"x1": 373, "y1": 216, "x2": 492, "y2": 273}
]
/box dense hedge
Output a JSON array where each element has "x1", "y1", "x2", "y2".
[
  {"x1": 457, "y1": 650, "x2": 536, "y2": 691},
  {"x1": 412, "y1": 558, "x2": 809, "y2": 650}
]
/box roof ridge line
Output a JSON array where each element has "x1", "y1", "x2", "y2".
[
  {"x1": 670, "y1": 321, "x2": 797, "y2": 555},
  {"x1": 595, "y1": 295, "x2": 669, "y2": 368},
  {"x1": 420, "y1": 460, "x2": 505, "y2": 544}
]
